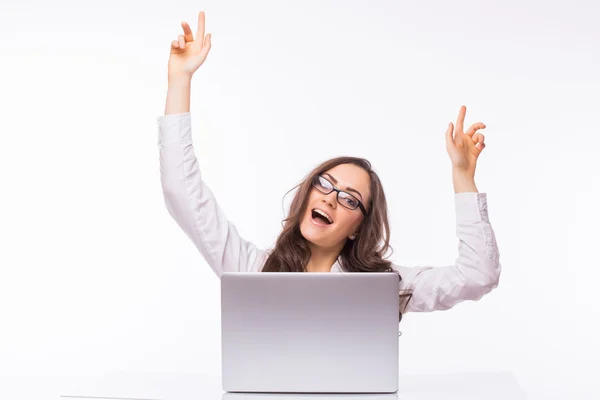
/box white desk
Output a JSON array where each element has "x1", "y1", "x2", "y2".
[
  {"x1": 62, "y1": 371, "x2": 527, "y2": 400},
  {"x1": 1, "y1": 371, "x2": 528, "y2": 400}
]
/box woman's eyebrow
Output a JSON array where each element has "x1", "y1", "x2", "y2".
[{"x1": 323, "y1": 172, "x2": 363, "y2": 200}]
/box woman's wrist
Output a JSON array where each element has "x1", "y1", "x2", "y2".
[
  {"x1": 164, "y1": 76, "x2": 192, "y2": 115},
  {"x1": 452, "y1": 168, "x2": 478, "y2": 193},
  {"x1": 168, "y1": 73, "x2": 192, "y2": 86}
]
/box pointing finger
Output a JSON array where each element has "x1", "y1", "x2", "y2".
[
  {"x1": 197, "y1": 11, "x2": 205, "y2": 43},
  {"x1": 456, "y1": 105, "x2": 466, "y2": 134}
]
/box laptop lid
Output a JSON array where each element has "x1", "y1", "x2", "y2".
[{"x1": 221, "y1": 272, "x2": 400, "y2": 393}]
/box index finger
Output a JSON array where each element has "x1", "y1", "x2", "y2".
[
  {"x1": 456, "y1": 105, "x2": 466, "y2": 133},
  {"x1": 197, "y1": 11, "x2": 205, "y2": 42}
]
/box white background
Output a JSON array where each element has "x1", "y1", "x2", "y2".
[{"x1": 1, "y1": 0, "x2": 598, "y2": 398}]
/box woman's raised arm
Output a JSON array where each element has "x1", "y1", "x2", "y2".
[{"x1": 158, "y1": 12, "x2": 266, "y2": 276}]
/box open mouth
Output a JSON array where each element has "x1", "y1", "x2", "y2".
[{"x1": 311, "y1": 208, "x2": 333, "y2": 226}]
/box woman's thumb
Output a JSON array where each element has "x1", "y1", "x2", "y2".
[{"x1": 445, "y1": 122, "x2": 454, "y2": 144}]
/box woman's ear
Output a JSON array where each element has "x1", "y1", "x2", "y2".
[{"x1": 349, "y1": 233, "x2": 358, "y2": 240}]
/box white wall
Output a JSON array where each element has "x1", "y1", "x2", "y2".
[{"x1": 1, "y1": 0, "x2": 597, "y2": 398}]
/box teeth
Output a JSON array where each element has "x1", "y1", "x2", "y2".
[{"x1": 313, "y1": 208, "x2": 333, "y2": 224}]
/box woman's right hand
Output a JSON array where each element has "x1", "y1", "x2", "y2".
[{"x1": 168, "y1": 11, "x2": 212, "y2": 81}]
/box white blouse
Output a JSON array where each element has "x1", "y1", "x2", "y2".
[{"x1": 157, "y1": 112, "x2": 501, "y2": 314}]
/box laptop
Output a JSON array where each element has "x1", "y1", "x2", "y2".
[{"x1": 221, "y1": 272, "x2": 400, "y2": 393}]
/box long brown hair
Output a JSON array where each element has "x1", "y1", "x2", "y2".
[{"x1": 261, "y1": 156, "x2": 397, "y2": 274}]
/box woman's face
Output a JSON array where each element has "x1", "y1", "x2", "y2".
[{"x1": 299, "y1": 163, "x2": 371, "y2": 249}]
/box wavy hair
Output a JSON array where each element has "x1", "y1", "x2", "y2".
[{"x1": 261, "y1": 156, "x2": 397, "y2": 274}]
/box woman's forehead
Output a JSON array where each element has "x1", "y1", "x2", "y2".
[{"x1": 323, "y1": 164, "x2": 371, "y2": 198}]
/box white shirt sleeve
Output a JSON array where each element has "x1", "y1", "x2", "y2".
[
  {"x1": 157, "y1": 111, "x2": 265, "y2": 276},
  {"x1": 395, "y1": 192, "x2": 501, "y2": 313}
]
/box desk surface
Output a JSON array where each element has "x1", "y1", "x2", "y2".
[{"x1": 2, "y1": 371, "x2": 528, "y2": 400}]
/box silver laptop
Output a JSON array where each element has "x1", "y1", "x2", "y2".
[{"x1": 221, "y1": 272, "x2": 400, "y2": 393}]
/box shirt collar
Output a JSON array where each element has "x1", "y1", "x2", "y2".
[{"x1": 331, "y1": 260, "x2": 342, "y2": 272}]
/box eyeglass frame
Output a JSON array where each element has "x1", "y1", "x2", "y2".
[{"x1": 311, "y1": 175, "x2": 369, "y2": 216}]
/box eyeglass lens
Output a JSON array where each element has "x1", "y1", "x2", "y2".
[{"x1": 313, "y1": 176, "x2": 360, "y2": 210}]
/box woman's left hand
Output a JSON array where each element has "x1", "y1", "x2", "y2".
[{"x1": 445, "y1": 105, "x2": 486, "y2": 176}]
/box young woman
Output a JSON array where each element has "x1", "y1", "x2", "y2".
[{"x1": 157, "y1": 11, "x2": 501, "y2": 316}]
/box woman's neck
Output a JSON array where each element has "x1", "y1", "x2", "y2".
[{"x1": 305, "y1": 242, "x2": 343, "y2": 272}]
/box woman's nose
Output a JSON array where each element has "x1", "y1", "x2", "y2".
[{"x1": 322, "y1": 193, "x2": 337, "y2": 208}]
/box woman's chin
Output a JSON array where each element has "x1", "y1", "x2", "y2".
[{"x1": 300, "y1": 220, "x2": 333, "y2": 245}]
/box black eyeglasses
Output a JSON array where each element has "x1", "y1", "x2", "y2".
[{"x1": 311, "y1": 175, "x2": 368, "y2": 216}]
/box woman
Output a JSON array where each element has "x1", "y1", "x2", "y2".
[{"x1": 157, "y1": 11, "x2": 501, "y2": 316}]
